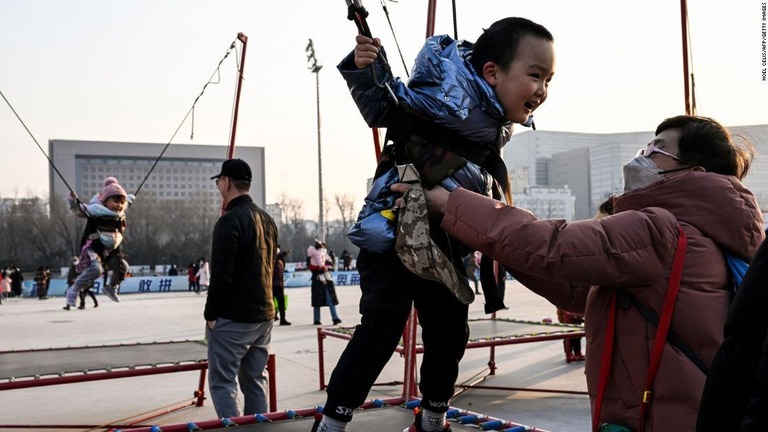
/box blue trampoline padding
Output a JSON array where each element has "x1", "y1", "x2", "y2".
[
  {"x1": 187, "y1": 421, "x2": 202, "y2": 431},
  {"x1": 220, "y1": 418, "x2": 237, "y2": 427},
  {"x1": 405, "y1": 400, "x2": 421, "y2": 409},
  {"x1": 503, "y1": 427, "x2": 528, "y2": 432},
  {"x1": 285, "y1": 410, "x2": 296, "y2": 419},
  {"x1": 253, "y1": 414, "x2": 269, "y2": 422},
  {"x1": 458, "y1": 414, "x2": 480, "y2": 424},
  {"x1": 481, "y1": 419, "x2": 504, "y2": 430},
  {"x1": 446, "y1": 408, "x2": 462, "y2": 418}
]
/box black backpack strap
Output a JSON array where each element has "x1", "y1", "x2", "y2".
[
  {"x1": 385, "y1": 108, "x2": 510, "y2": 197},
  {"x1": 616, "y1": 289, "x2": 709, "y2": 374}
]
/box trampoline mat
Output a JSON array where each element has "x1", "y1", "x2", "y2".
[
  {"x1": 466, "y1": 318, "x2": 582, "y2": 341},
  {"x1": 0, "y1": 340, "x2": 207, "y2": 380},
  {"x1": 329, "y1": 318, "x2": 581, "y2": 346}
]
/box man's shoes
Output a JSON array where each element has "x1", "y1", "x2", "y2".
[
  {"x1": 102, "y1": 285, "x2": 120, "y2": 303},
  {"x1": 62, "y1": 305, "x2": 71, "y2": 311},
  {"x1": 274, "y1": 315, "x2": 279, "y2": 321},
  {"x1": 314, "y1": 321, "x2": 322, "y2": 325},
  {"x1": 404, "y1": 409, "x2": 452, "y2": 432},
  {"x1": 332, "y1": 319, "x2": 342, "y2": 325},
  {"x1": 280, "y1": 319, "x2": 292, "y2": 326},
  {"x1": 77, "y1": 304, "x2": 85, "y2": 310},
  {"x1": 573, "y1": 353, "x2": 586, "y2": 361}
]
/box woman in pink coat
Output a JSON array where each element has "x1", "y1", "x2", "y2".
[{"x1": 393, "y1": 115, "x2": 765, "y2": 431}]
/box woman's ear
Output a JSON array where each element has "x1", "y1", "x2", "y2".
[{"x1": 482, "y1": 62, "x2": 499, "y2": 86}]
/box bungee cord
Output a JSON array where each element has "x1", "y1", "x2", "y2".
[
  {"x1": 135, "y1": 36, "x2": 242, "y2": 196},
  {"x1": 0, "y1": 89, "x2": 79, "y2": 199},
  {"x1": 2, "y1": 35, "x2": 245, "y2": 201}
]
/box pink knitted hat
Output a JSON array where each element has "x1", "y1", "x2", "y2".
[{"x1": 101, "y1": 178, "x2": 127, "y2": 202}]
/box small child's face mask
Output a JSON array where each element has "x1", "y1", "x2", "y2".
[{"x1": 105, "y1": 195, "x2": 127, "y2": 212}]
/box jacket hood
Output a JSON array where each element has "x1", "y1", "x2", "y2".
[{"x1": 614, "y1": 171, "x2": 764, "y2": 259}]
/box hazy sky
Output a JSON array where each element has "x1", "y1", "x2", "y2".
[{"x1": 2, "y1": 0, "x2": 766, "y2": 219}]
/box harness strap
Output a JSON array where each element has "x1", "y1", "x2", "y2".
[{"x1": 593, "y1": 225, "x2": 687, "y2": 431}]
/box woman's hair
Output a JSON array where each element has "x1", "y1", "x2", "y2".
[
  {"x1": 656, "y1": 115, "x2": 755, "y2": 180},
  {"x1": 470, "y1": 17, "x2": 554, "y2": 74}
]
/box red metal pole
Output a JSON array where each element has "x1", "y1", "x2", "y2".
[
  {"x1": 228, "y1": 32, "x2": 248, "y2": 159},
  {"x1": 268, "y1": 353, "x2": 277, "y2": 412},
  {"x1": 425, "y1": 0, "x2": 437, "y2": 38},
  {"x1": 680, "y1": 0, "x2": 692, "y2": 115}
]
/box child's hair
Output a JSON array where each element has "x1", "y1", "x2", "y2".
[
  {"x1": 470, "y1": 17, "x2": 554, "y2": 74},
  {"x1": 656, "y1": 115, "x2": 756, "y2": 180}
]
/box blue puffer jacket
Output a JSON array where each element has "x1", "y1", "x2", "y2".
[
  {"x1": 338, "y1": 35, "x2": 511, "y2": 147},
  {"x1": 339, "y1": 35, "x2": 513, "y2": 252}
]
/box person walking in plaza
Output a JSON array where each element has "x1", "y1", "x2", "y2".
[
  {"x1": 34, "y1": 266, "x2": 48, "y2": 300},
  {"x1": 308, "y1": 240, "x2": 341, "y2": 326},
  {"x1": 187, "y1": 262, "x2": 198, "y2": 292},
  {"x1": 313, "y1": 16, "x2": 555, "y2": 432},
  {"x1": 10, "y1": 267, "x2": 23, "y2": 298},
  {"x1": 196, "y1": 257, "x2": 210, "y2": 294},
  {"x1": 400, "y1": 115, "x2": 764, "y2": 431},
  {"x1": 204, "y1": 158, "x2": 279, "y2": 419},
  {"x1": 0, "y1": 269, "x2": 10, "y2": 303},
  {"x1": 273, "y1": 246, "x2": 291, "y2": 326}
]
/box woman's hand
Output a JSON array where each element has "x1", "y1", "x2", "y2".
[
  {"x1": 354, "y1": 34, "x2": 381, "y2": 69},
  {"x1": 390, "y1": 183, "x2": 451, "y2": 217}
]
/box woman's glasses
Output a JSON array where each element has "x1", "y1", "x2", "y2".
[{"x1": 639, "y1": 143, "x2": 681, "y2": 161}]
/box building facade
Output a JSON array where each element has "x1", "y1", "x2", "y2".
[
  {"x1": 48, "y1": 140, "x2": 266, "y2": 211},
  {"x1": 503, "y1": 124, "x2": 768, "y2": 220}
]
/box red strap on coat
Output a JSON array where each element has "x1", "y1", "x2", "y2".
[{"x1": 592, "y1": 225, "x2": 687, "y2": 431}]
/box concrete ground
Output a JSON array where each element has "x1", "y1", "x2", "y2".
[{"x1": 0, "y1": 280, "x2": 590, "y2": 431}]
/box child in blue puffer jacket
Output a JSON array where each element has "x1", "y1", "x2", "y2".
[{"x1": 313, "y1": 17, "x2": 556, "y2": 432}]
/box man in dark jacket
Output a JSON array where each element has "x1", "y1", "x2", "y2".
[
  {"x1": 204, "y1": 158, "x2": 279, "y2": 418},
  {"x1": 697, "y1": 237, "x2": 768, "y2": 431}
]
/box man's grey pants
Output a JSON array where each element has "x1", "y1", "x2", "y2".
[{"x1": 206, "y1": 318, "x2": 273, "y2": 418}]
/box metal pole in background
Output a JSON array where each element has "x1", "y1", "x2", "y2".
[{"x1": 306, "y1": 39, "x2": 325, "y2": 241}]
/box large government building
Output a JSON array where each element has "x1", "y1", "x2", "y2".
[{"x1": 48, "y1": 140, "x2": 266, "y2": 211}]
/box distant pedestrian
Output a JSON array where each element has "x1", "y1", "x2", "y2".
[
  {"x1": 341, "y1": 250, "x2": 352, "y2": 271},
  {"x1": 34, "y1": 266, "x2": 49, "y2": 300},
  {"x1": 187, "y1": 262, "x2": 198, "y2": 292},
  {"x1": 463, "y1": 252, "x2": 480, "y2": 294},
  {"x1": 273, "y1": 246, "x2": 291, "y2": 325},
  {"x1": 196, "y1": 258, "x2": 210, "y2": 294},
  {"x1": 10, "y1": 267, "x2": 23, "y2": 297},
  {"x1": 308, "y1": 240, "x2": 341, "y2": 326},
  {"x1": 168, "y1": 265, "x2": 179, "y2": 276},
  {"x1": 0, "y1": 270, "x2": 10, "y2": 302}
]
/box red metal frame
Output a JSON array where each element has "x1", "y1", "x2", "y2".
[
  {"x1": 317, "y1": 319, "x2": 587, "y2": 397},
  {"x1": 0, "y1": 351, "x2": 278, "y2": 430}
]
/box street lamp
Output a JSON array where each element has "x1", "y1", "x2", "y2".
[{"x1": 306, "y1": 38, "x2": 324, "y2": 241}]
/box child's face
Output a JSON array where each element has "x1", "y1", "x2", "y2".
[
  {"x1": 484, "y1": 36, "x2": 556, "y2": 124},
  {"x1": 104, "y1": 195, "x2": 127, "y2": 213}
]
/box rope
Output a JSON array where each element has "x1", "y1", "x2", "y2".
[
  {"x1": 379, "y1": 0, "x2": 410, "y2": 78},
  {"x1": 0, "y1": 89, "x2": 79, "y2": 197},
  {"x1": 134, "y1": 36, "x2": 239, "y2": 196},
  {"x1": 451, "y1": 0, "x2": 458, "y2": 40}
]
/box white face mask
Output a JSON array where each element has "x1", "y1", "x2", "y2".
[{"x1": 622, "y1": 155, "x2": 662, "y2": 192}]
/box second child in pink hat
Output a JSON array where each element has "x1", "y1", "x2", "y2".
[{"x1": 63, "y1": 176, "x2": 134, "y2": 310}]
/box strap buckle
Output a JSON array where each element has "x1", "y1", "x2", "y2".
[{"x1": 642, "y1": 390, "x2": 653, "y2": 404}]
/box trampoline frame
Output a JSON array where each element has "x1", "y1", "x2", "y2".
[
  {"x1": 0, "y1": 341, "x2": 278, "y2": 430},
  {"x1": 316, "y1": 313, "x2": 587, "y2": 398}
]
